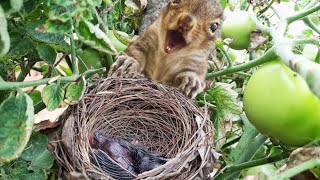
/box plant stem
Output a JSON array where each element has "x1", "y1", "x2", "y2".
[
  {"x1": 95, "y1": 9, "x2": 108, "y2": 33},
  {"x1": 206, "y1": 47, "x2": 276, "y2": 79},
  {"x1": 292, "y1": 38, "x2": 320, "y2": 45},
  {"x1": 222, "y1": 152, "x2": 289, "y2": 176},
  {"x1": 303, "y1": 17, "x2": 320, "y2": 35},
  {"x1": 286, "y1": 5, "x2": 320, "y2": 24},
  {"x1": 69, "y1": 32, "x2": 79, "y2": 75},
  {"x1": 270, "y1": 6, "x2": 281, "y2": 20},
  {"x1": 249, "y1": 6, "x2": 272, "y2": 35},
  {"x1": 258, "y1": 0, "x2": 274, "y2": 17},
  {"x1": 305, "y1": 0, "x2": 319, "y2": 9},
  {"x1": 217, "y1": 45, "x2": 233, "y2": 68},
  {"x1": 0, "y1": 68, "x2": 105, "y2": 90},
  {"x1": 270, "y1": 158, "x2": 320, "y2": 180}
]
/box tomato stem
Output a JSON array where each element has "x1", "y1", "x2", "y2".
[
  {"x1": 0, "y1": 68, "x2": 106, "y2": 90},
  {"x1": 286, "y1": 4, "x2": 320, "y2": 24},
  {"x1": 206, "y1": 47, "x2": 276, "y2": 79},
  {"x1": 216, "y1": 44, "x2": 233, "y2": 68},
  {"x1": 69, "y1": 31, "x2": 79, "y2": 75},
  {"x1": 303, "y1": 17, "x2": 320, "y2": 35},
  {"x1": 270, "y1": 158, "x2": 320, "y2": 180}
]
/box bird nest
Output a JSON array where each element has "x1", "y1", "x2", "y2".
[{"x1": 52, "y1": 76, "x2": 214, "y2": 179}]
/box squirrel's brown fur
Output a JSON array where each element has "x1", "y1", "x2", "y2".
[{"x1": 109, "y1": 0, "x2": 223, "y2": 98}]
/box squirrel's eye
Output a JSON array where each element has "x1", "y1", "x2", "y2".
[
  {"x1": 172, "y1": 0, "x2": 180, "y2": 4},
  {"x1": 210, "y1": 22, "x2": 219, "y2": 33}
]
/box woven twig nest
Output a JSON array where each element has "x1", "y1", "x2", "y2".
[{"x1": 53, "y1": 76, "x2": 214, "y2": 179}]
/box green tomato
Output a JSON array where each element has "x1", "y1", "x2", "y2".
[
  {"x1": 221, "y1": 11, "x2": 256, "y2": 50},
  {"x1": 243, "y1": 60, "x2": 320, "y2": 147},
  {"x1": 78, "y1": 48, "x2": 103, "y2": 73}
]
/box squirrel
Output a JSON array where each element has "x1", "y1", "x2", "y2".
[{"x1": 109, "y1": 0, "x2": 223, "y2": 99}]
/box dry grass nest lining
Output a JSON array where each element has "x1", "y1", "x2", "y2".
[{"x1": 53, "y1": 76, "x2": 214, "y2": 179}]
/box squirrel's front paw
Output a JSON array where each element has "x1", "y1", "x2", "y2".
[
  {"x1": 108, "y1": 52, "x2": 141, "y2": 77},
  {"x1": 175, "y1": 72, "x2": 205, "y2": 99}
]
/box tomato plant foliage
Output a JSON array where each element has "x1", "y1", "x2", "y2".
[{"x1": 0, "y1": 0, "x2": 320, "y2": 179}]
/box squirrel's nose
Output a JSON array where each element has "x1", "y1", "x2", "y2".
[{"x1": 178, "y1": 13, "x2": 195, "y2": 31}]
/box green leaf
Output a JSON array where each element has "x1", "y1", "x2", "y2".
[
  {"x1": 0, "y1": 62, "x2": 7, "y2": 80},
  {"x1": 0, "y1": 92, "x2": 34, "y2": 163},
  {"x1": 208, "y1": 83, "x2": 242, "y2": 115},
  {"x1": 20, "y1": 169, "x2": 47, "y2": 180},
  {"x1": 65, "y1": 76, "x2": 86, "y2": 104},
  {"x1": 25, "y1": 20, "x2": 67, "y2": 45},
  {"x1": 36, "y1": 44, "x2": 57, "y2": 65},
  {"x1": 45, "y1": 19, "x2": 72, "y2": 35},
  {"x1": 219, "y1": 0, "x2": 227, "y2": 9},
  {"x1": 42, "y1": 83, "x2": 64, "y2": 111},
  {"x1": 75, "y1": 20, "x2": 117, "y2": 54},
  {"x1": 7, "y1": 37, "x2": 33, "y2": 58},
  {"x1": 21, "y1": 132, "x2": 49, "y2": 161},
  {"x1": 28, "y1": 150, "x2": 54, "y2": 170},
  {"x1": 208, "y1": 83, "x2": 243, "y2": 149},
  {"x1": 87, "y1": 0, "x2": 102, "y2": 6},
  {"x1": 10, "y1": 0, "x2": 23, "y2": 12},
  {"x1": 59, "y1": 65, "x2": 72, "y2": 76},
  {"x1": 25, "y1": 90, "x2": 46, "y2": 114},
  {"x1": 0, "y1": 5, "x2": 10, "y2": 55}
]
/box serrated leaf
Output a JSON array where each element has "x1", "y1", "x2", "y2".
[
  {"x1": 65, "y1": 76, "x2": 86, "y2": 104},
  {"x1": 25, "y1": 90, "x2": 46, "y2": 114},
  {"x1": 42, "y1": 83, "x2": 64, "y2": 111},
  {"x1": 0, "y1": 92, "x2": 34, "y2": 163},
  {"x1": 207, "y1": 83, "x2": 243, "y2": 149},
  {"x1": 0, "y1": 5, "x2": 10, "y2": 55},
  {"x1": 28, "y1": 150, "x2": 54, "y2": 170},
  {"x1": 45, "y1": 19, "x2": 72, "y2": 35},
  {"x1": 25, "y1": 20, "x2": 67, "y2": 45},
  {"x1": 208, "y1": 83, "x2": 242, "y2": 115},
  {"x1": 21, "y1": 132, "x2": 48, "y2": 161},
  {"x1": 20, "y1": 169, "x2": 47, "y2": 180},
  {"x1": 7, "y1": 37, "x2": 33, "y2": 58},
  {"x1": 75, "y1": 20, "x2": 117, "y2": 54},
  {"x1": 59, "y1": 65, "x2": 72, "y2": 76},
  {"x1": 36, "y1": 44, "x2": 57, "y2": 65}
]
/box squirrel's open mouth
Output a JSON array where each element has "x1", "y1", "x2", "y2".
[{"x1": 165, "y1": 30, "x2": 186, "y2": 53}]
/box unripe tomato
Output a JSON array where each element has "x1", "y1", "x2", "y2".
[
  {"x1": 243, "y1": 60, "x2": 320, "y2": 147},
  {"x1": 221, "y1": 11, "x2": 256, "y2": 50},
  {"x1": 78, "y1": 48, "x2": 103, "y2": 73}
]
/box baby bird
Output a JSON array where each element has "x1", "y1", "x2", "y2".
[{"x1": 89, "y1": 132, "x2": 169, "y2": 179}]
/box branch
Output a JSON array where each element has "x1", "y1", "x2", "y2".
[
  {"x1": 286, "y1": 4, "x2": 320, "y2": 24},
  {"x1": 292, "y1": 38, "x2": 320, "y2": 45},
  {"x1": 221, "y1": 152, "x2": 289, "y2": 177},
  {"x1": 206, "y1": 47, "x2": 276, "y2": 79},
  {"x1": 0, "y1": 68, "x2": 105, "y2": 90},
  {"x1": 216, "y1": 43, "x2": 233, "y2": 68},
  {"x1": 249, "y1": 6, "x2": 272, "y2": 35},
  {"x1": 69, "y1": 32, "x2": 79, "y2": 75},
  {"x1": 270, "y1": 158, "x2": 320, "y2": 180},
  {"x1": 303, "y1": 17, "x2": 320, "y2": 35}
]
